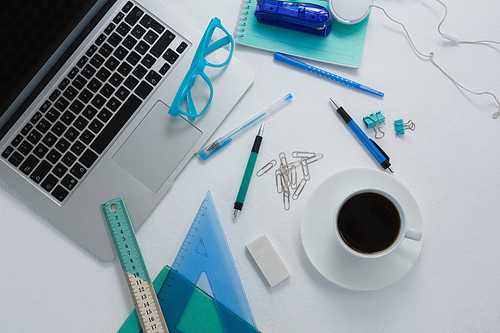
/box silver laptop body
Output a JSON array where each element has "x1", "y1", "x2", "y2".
[{"x1": 0, "y1": 0, "x2": 254, "y2": 260}]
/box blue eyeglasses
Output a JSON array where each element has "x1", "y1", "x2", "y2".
[{"x1": 169, "y1": 17, "x2": 234, "y2": 120}]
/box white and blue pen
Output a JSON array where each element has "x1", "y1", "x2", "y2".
[
  {"x1": 199, "y1": 93, "x2": 293, "y2": 160},
  {"x1": 274, "y1": 53, "x2": 384, "y2": 97}
]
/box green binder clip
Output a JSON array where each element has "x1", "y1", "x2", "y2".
[
  {"x1": 394, "y1": 119, "x2": 416, "y2": 135},
  {"x1": 363, "y1": 111, "x2": 386, "y2": 139}
]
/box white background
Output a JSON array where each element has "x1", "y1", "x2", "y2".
[{"x1": 2, "y1": 0, "x2": 500, "y2": 332}]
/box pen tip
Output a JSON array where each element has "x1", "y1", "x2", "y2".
[
  {"x1": 233, "y1": 209, "x2": 240, "y2": 218},
  {"x1": 388, "y1": 166, "x2": 395, "y2": 173},
  {"x1": 329, "y1": 97, "x2": 340, "y2": 109},
  {"x1": 258, "y1": 123, "x2": 265, "y2": 136}
]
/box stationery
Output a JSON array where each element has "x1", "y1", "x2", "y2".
[
  {"x1": 101, "y1": 197, "x2": 168, "y2": 333},
  {"x1": 329, "y1": 98, "x2": 394, "y2": 172},
  {"x1": 199, "y1": 94, "x2": 292, "y2": 160},
  {"x1": 234, "y1": 124, "x2": 265, "y2": 217},
  {"x1": 274, "y1": 53, "x2": 384, "y2": 97},
  {"x1": 234, "y1": 0, "x2": 370, "y2": 67}
]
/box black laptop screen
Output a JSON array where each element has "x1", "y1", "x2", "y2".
[{"x1": 0, "y1": 0, "x2": 105, "y2": 134}]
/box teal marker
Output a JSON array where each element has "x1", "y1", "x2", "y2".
[{"x1": 233, "y1": 123, "x2": 265, "y2": 218}]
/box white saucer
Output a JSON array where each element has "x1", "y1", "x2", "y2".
[{"x1": 301, "y1": 168, "x2": 423, "y2": 291}]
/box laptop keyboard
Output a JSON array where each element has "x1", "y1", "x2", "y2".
[{"x1": 1, "y1": 1, "x2": 190, "y2": 203}]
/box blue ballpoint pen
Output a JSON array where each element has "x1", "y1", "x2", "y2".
[
  {"x1": 275, "y1": 53, "x2": 384, "y2": 97},
  {"x1": 329, "y1": 97, "x2": 394, "y2": 173}
]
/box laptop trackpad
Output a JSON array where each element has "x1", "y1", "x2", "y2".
[{"x1": 112, "y1": 101, "x2": 202, "y2": 193}]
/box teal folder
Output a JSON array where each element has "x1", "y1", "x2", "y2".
[{"x1": 234, "y1": 0, "x2": 370, "y2": 67}]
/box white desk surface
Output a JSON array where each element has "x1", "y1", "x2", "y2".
[{"x1": 2, "y1": 0, "x2": 500, "y2": 332}]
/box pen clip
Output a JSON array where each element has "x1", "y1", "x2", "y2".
[{"x1": 198, "y1": 138, "x2": 233, "y2": 160}]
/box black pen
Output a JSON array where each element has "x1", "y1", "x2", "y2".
[
  {"x1": 233, "y1": 123, "x2": 265, "y2": 218},
  {"x1": 329, "y1": 97, "x2": 394, "y2": 173}
]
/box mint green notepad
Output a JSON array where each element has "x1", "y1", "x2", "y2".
[
  {"x1": 117, "y1": 266, "x2": 224, "y2": 333},
  {"x1": 234, "y1": 0, "x2": 370, "y2": 67}
]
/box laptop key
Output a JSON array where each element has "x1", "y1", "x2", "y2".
[
  {"x1": 21, "y1": 123, "x2": 33, "y2": 135},
  {"x1": 46, "y1": 149, "x2": 62, "y2": 164},
  {"x1": 134, "y1": 40, "x2": 149, "y2": 55},
  {"x1": 61, "y1": 174, "x2": 78, "y2": 191},
  {"x1": 96, "y1": 67, "x2": 111, "y2": 82},
  {"x1": 67, "y1": 67, "x2": 79, "y2": 79},
  {"x1": 115, "y1": 86, "x2": 130, "y2": 101},
  {"x1": 49, "y1": 89, "x2": 61, "y2": 102},
  {"x1": 107, "y1": 32, "x2": 122, "y2": 47},
  {"x1": 89, "y1": 119, "x2": 104, "y2": 134},
  {"x1": 90, "y1": 53, "x2": 105, "y2": 68},
  {"x1": 81, "y1": 65, "x2": 96, "y2": 79},
  {"x1": 30, "y1": 160, "x2": 52, "y2": 184},
  {"x1": 132, "y1": 64, "x2": 147, "y2": 79},
  {"x1": 33, "y1": 144, "x2": 49, "y2": 159},
  {"x1": 116, "y1": 22, "x2": 132, "y2": 37},
  {"x1": 122, "y1": 1, "x2": 133, "y2": 13},
  {"x1": 135, "y1": 81, "x2": 153, "y2": 99},
  {"x1": 123, "y1": 76, "x2": 139, "y2": 90},
  {"x1": 20, "y1": 155, "x2": 40, "y2": 175},
  {"x1": 63, "y1": 86, "x2": 78, "y2": 101},
  {"x1": 58, "y1": 78, "x2": 70, "y2": 90},
  {"x1": 159, "y1": 63, "x2": 170, "y2": 75},
  {"x1": 98, "y1": 43, "x2": 113, "y2": 58},
  {"x1": 73, "y1": 116, "x2": 89, "y2": 131},
  {"x1": 104, "y1": 22, "x2": 115, "y2": 34},
  {"x1": 113, "y1": 12, "x2": 125, "y2": 24},
  {"x1": 77, "y1": 56, "x2": 89, "y2": 68},
  {"x1": 70, "y1": 162, "x2": 87, "y2": 179},
  {"x1": 95, "y1": 33, "x2": 106, "y2": 46},
  {"x1": 122, "y1": 35, "x2": 138, "y2": 50},
  {"x1": 117, "y1": 62, "x2": 133, "y2": 76},
  {"x1": 106, "y1": 97, "x2": 121, "y2": 112},
  {"x1": 36, "y1": 119, "x2": 51, "y2": 134},
  {"x1": 18, "y1": 140, "x2": 34, "y2": 155},
  {"x1": 86, "y1": 45, "x2": 98, "y2": 57},
  {"x1": 72, "y1": 75, "x2": 87, "y2": 90},
  {"x1": 145, "y1": 70, "x2": 161, "y2": 86},
  {"x1": 99, "y1": 83, "x2": 115, "y2": 98},
  {"x1": 52, "y1": 163, "x2": 68, "y2": 178},
  {"x1": 11, "y1": 135, "x2": 23, "y2": 147},
  {"x1": 60, "y1": 111, "x2": 76, "y2": 125},
  {"x1": 91, "y1": 94, "x2": 106, "y2": 109},
  {"x1": 97, "y1": 109, "x2": 113, "y2": 123},
  {"x1": 104, "y1": 56, "x2": 120, "y2": 71},
  {"x1": 141, "y1": 54, "x2": 156, "y2": 68},
  {"x1": 78, "y1": 88, "x2": 94, "y2": 104},
  {"x1": 79, "y1": 149, "x2": 98, "y2": 168},
  {"x1": 54, "y1": 97, "x2": 70, "y2": 111},
  {"x1": 52, "y1": 121, "x2": 67, "y2": 136},
  {"x1": 62, "y1": 152, "x2": 77, "y2": 167},
  {"x1": 2, "y1": 146, "x2": 14, "y2": 159},
  {"x1": 150, "y1": 30, "x2": 176, "y2": 57},
  {"x1": 90, "y1": 94, "x2": 142, "y2": 154},
  {"x1": 8, "y1": 152, "x2": 24, "y2": 167},
  {"x1": 51, "y1": 185, "x2": 69, "y2": 202},
  {"x1": 113, "y1": 46, "x2": 128, "y2": 61},
  {"x1": 27, "y1": 129, "x2": 43, "y2": 145},
  {"x1": 55, "y1": 138, "x2": 70, "y2": 153},
  {"x1": 46, "y1": 108, "x2": 61, "y2": 123},
  {"x1": 109, "y1": 73, "x2": 124, "y2": 87},
  {"x1": 40, "y1": 100, "x2": 52, "y2": 113},
  {"x1": 42, "y1": 132, "x2": 57, "y2": 147},
  {"x1": 30, "y1": 112, "x2": 43, "y2": 124},
  {"x1": 125, "y1": 7, "x2": 144, "y2": 26},
  {"x1": 70, "y1": 141, "x2": 86, "y2": 156},
  {"x1": 131, "y1": 25, "x2": 146, "y2": 39},
  {"x1": 144, "y1": 30, "x2": 159, "y2": 44},
  {"x1": 64, "y1": 127, "x2": 80, "y2": 142},
  {"x1": 126, "y1": 50, "x2": 141, "y2": 66},
  {"x1": 79, "y1": 130, "x2": 95, "y2": 145},
  {"x1": 87, "y1": 78, "x2": 102, "y2": 93},
  {"x1": 41, "y1": 174, "x2": 58, "y2": 192}
]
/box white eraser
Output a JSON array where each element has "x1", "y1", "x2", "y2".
[{"x1": 247, "y1": 235, "x2": 290, "y2": 287}]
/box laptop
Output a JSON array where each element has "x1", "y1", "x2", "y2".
[{"x1": 0, "y1": 0, "x2": 254, "y2": 261}]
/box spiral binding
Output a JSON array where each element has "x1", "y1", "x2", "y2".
[{"x1": 233, "y1": 0, "x2": 252, "y2": 40}]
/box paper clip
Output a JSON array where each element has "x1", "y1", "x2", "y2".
[
  {"x1": 301, "y1": 159, "x2": 310, "y2": 181},
  {"x1": 291, "y1": 151, "x2": 316, "y2": 159},
  {"x1": 275, "y1": 169, "x2": 283, "y2": 193},
  {"x1": 363, "y1": 111, "x2": 386, "y2": 139},
  {"x1": 303, "y1": 153, "x2": 323, "y2": 164},
  {"x1": 394, "y1": 119, "x2": 415, "y2": 135},
  {"x1": 283, "y1": 191, "x2": 290, "y2": 210},
  {"x1": 256, "y1": 159, "x2": 277, "y2": 176},
  {"x1": 292, "y1": 178, "x2": 307, "y2": 200},
  {"x1": 290, "y1": 164, "x2": 297, "y2": 189}
]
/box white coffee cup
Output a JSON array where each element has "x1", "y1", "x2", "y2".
[{"x1": 333, "y1": 188, "x2": 422, "y2": 259}]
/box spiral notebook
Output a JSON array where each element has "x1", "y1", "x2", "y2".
[{"x1": 233, "y1": 0, "x2": 370, "y2": 67}]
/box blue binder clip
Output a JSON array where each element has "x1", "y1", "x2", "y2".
[
  {"x1": 394, "y1": 119, "x2": 416, "y2": 135},
  {"x1": 363, "y1": 111, "x2": 386, "y2": 139}
]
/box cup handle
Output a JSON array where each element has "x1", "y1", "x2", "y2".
[{"x1": 405, "y1": 228, "x2": 422, "y2": 241}]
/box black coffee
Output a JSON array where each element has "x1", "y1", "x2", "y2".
[{"x1": 337, "y1": 192, "x2": 401, "y2": 254}]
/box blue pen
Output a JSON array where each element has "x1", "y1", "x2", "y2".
[
  {"x1": 329, "y1": 97, "x2": 394, "y2": 172},
  {"x1": 275, "y1": 53, "x2": 384, "y2": 97}
]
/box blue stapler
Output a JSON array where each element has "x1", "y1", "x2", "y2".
[{"x1": 255, "y1": 0, "x2": 332, "y2": 37}]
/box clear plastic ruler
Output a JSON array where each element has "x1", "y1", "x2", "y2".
[{"x1": 102, "y1": 197, "x2": 169, "y2": 333}]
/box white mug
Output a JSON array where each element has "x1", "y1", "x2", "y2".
[{"x1": 333, "y1": 188, "x2": 422, "y2": 259}]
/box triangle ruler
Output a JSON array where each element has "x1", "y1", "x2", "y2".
[{"x1": 156, "y1": 191, "x2": 258, "y2": 333}]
